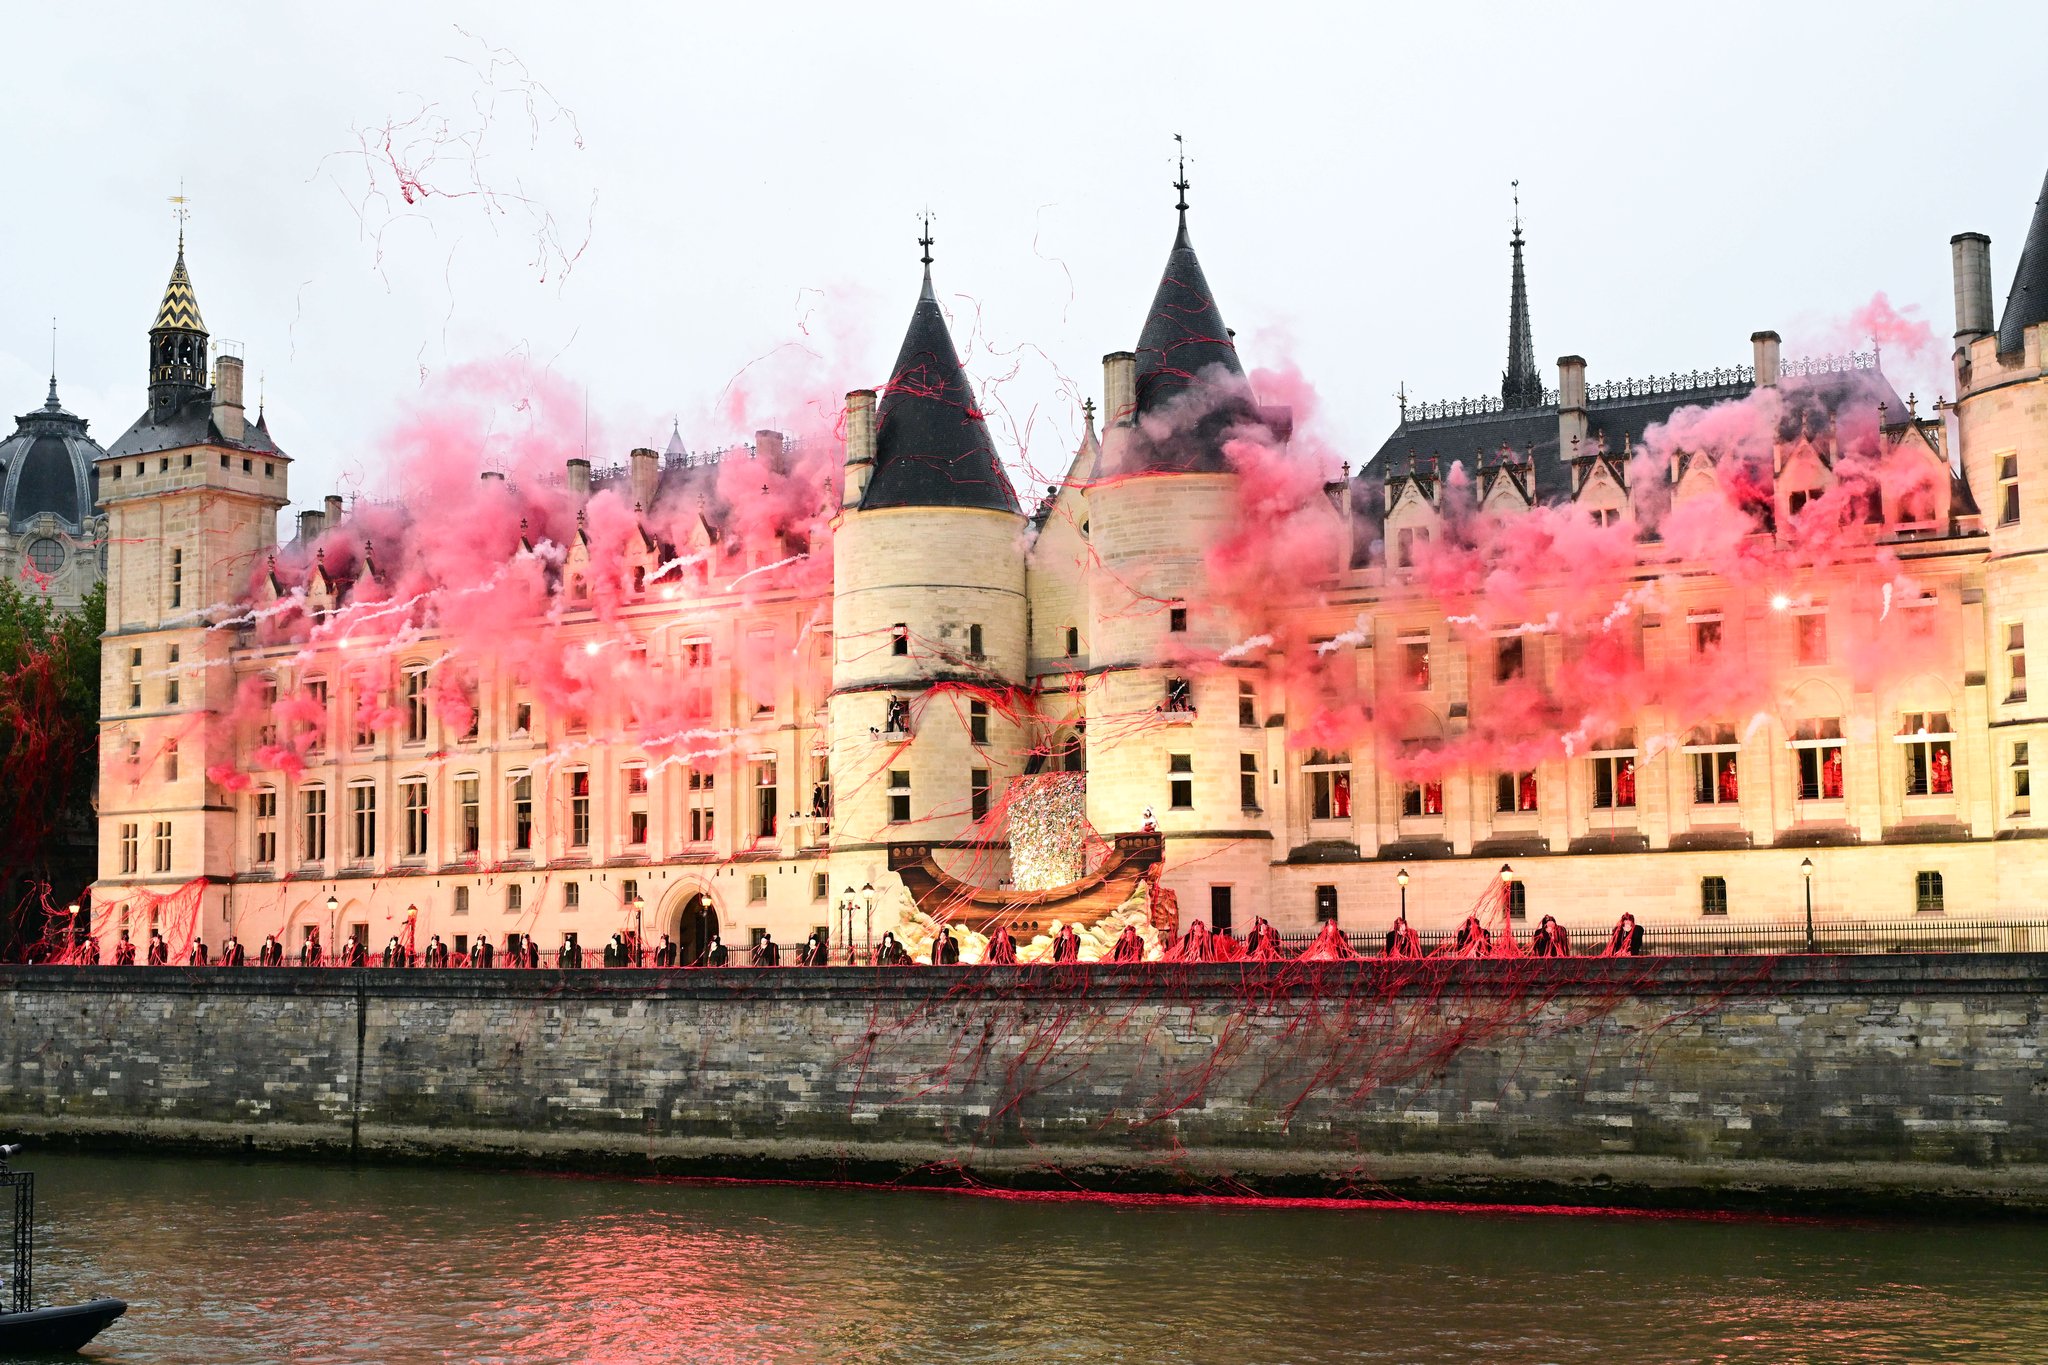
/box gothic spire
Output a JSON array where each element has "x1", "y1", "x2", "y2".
[
  {"x1": 148, "y1": 223, "x2": 210, "y2": 420},
  {"x1": 1502, "y1": 181, "x2": 1542, "y2": 409}
]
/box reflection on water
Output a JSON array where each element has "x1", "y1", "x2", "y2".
[{"x1": 15, "y1": 1152, "x2": 2048, "y2": 1364}]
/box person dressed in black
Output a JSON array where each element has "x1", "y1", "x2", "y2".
[
  {"x1": 874, "y1": 932, "x2": 906, "y2": 966},
  {"x1": 342, "y1": 936, "x2": 365, "y2": 968},
  {"x1": 1383, "y1": 916, "x2": 1421, "y2": 959},
  {"x1": 561, "y1": 936, "x2": 582, "y2": 969},
  {"x1": 607, "y1": 933, "x2": 629, "y2": 968},
  {"x1": 983, "y1": 924, "x2": 1018, "y2": 965},
  {"x1": 1530, "y1": 915, "x2": 1572, "y2": 958},
  {"x1": 299, "y1": 927, "x2": 323, "y2": 968},
  {"x1": 931, "y1": 927, "x2": 960, "y2": 966},
  {"x1": 800, "y1": 931, "x2": 827, "y2": 966},
  {"x1": 190, "y1": 938, "x2": 209, "y2": 966},
  {"x1": 1604, "y1": 913, "x2": 1644, "y2": 957},
  {"x1": 751, "y1": 933, "x2": 780, "y2": 967},
  {"x1": 704, "y1": 934, "x2": 729, "y2": 967},
  {"x1": 468, "y1": 937, "x2": 493, "y2": 969},
  {"x1": 654, "y1": 934, "x2": 677, "y2": 967},
  {"x1": 1108, "y1": 924, "x2": 1145, "y2": 963},
  {"x1": 80, "y1": 935, "x2": 101, "y2": 965},
  {"x1": 1050, "y1": 924, "x2": 1082, "y2": 964},
  {"x1": 144, "y1": 929, "x2": 167, "y2": 966},
  {"x1": 524, "y1": 937, "x2": 542, "y2": 969},
  {"x1": 222, "y1": 935, "x2": 245, "y2": 967},
  {"x1": 1453, "y1": 915, "x2": 1492, "y2": 957},
  {"x1": 261, "y1": 935, "x2": 285, "y2": 967},
  {"x1": 424, "y1": 935, "x2": 450, "y2": 968},
  {"x1": 381, "y1": 937, "x2": 400, "y2": 967}
]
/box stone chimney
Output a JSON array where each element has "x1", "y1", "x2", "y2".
[
  {"x1": 298, "y1": 509, "x2": 323, "y2": 542},
  {"x1": 1751, "y1": 331, "x2": 1782, "y2": 387},
  {"x1": 1951, "y1": 232, "x2": 1994, "y2": 345},
  {"x1": 567, "y1": 457, "x2": 591, "y2": 507},
  {"x1": 842, "y1": 390, "x2": 876, "y2": 509},
  {"x1": 213, "y1": 354, "x2": 246, "y2": 442},
  {"x1": 1102, "y1": 352, "x2": 1138, "y2": 426},
  {"x1": 756, "y1": 429, "x2": 787, "y2": 474},
  {"x1": 629, "y1": 447, "x2": 658, "y2": 509},
  {"x1": 325, "y1": 494, "x2": 344, "y2": 528},
  {"x1": 1556, "y1": 355, "x2": 1588, "y2": 470}
]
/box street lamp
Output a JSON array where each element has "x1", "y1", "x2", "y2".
[
  {"x1": 628, "y1": 895, "x2": 643, "y2": 965},
  {"x1": 1396, "y1": 868, "x2": 1409, "y2": 922},
  {"x1": 861, "y1": 882, "x2": 876, "y2": 964},
  {"x1": 841, "y1": 886, "x2": 857, "y2": 964},
  {"x1": 1801, "y1": 857, "x2": 1815, "y2": 952}
]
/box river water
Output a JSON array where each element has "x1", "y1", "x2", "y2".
[{"x1": 10, "y1": 1152, "x2": 2047, "y2": 1364}]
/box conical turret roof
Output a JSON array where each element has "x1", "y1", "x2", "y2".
[
  {"x1": 862, "y1": 265, "x2": 1018, "y2": 514},
  {"x1": 1133, "y1": 210, "x2": 1244, "y2": 418},
  {"x1": 153, "y1": 234, "x2": 207, "y2": 334},
  {"x1": 1997, "y1": 168, "x2": 2048, "y2": 356}
]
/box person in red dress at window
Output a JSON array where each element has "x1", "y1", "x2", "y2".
[
  {"x1": 1718, "y1": 757, "x2": 1739, "y2": 803},
  {"x1": 1423, "y1": 781, "x2": 1444, "y2": 816},
  {"x1": 1332, "y1": 772, "x2": 1351, "y2": 818},
  {"x1": 1822, "y1": 749, "x2": 1844, "y2": 799},
  {"x1": 1518, "y1": 771, "x2": 1538, "y2": 811},
  {"x1": 1616, "y1": 758, "x2": 1637, "y2": 807},
  {"x1": 1931, "y1": 746, "x2": 1953, "y2": 795}
]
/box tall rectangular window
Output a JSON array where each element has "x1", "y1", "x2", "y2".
[
  {"x1": 1240, "y1": 753, "x2": 1260, "y2": 810},
  {"x1": 254, "y1": 790, "x2": 277, "y2": 865},
  {"x1": 970, "y1": 768, "x2": 990, "y2": 821},
  {"x1": 458, "y1": 775, "x2": 480, "y2": 854},
  {"x1": 754, "y1": 760, "x2": 777, "y2": 839},
  {"x1": 1496, "y1": 771, "x2": 1538, "y2": 812},
  {"x1": 119, "y1": 822, "x2": 139, "y2": 875},
  {"x1": 564, "y1": 882, "x2": 581, "y2": 911},
  {"x1": 1403, "y1": 638, "x2": 1430, "y2": 690},
  {"x1": 688, "y1": 769, "x2": 716, "y2": 842},
  {"x1": 1169, "y1": 604, "x2": 1188, "y2": 633},
  {"x1": 1209, "y1": 885, "x2": 1233, "y2": 933},
  {"x1": 1691, "y1": 615, "x2": 1722, "y2": 655},
  {"x1": 454, "y1": 886, "x2": 470, "y2": 915},
  {"x1": 1701, "y1": 875, "x2": 1729, "y2": 917},
  {"x1": 1163, "y1": 677, "x2": 1193, "y2": 713},
  {"x1": 1901, "y1": 712, "x2": 1955, "y2": 796},
  {"x1": 1169, "y1": 753, "x2": 1193, "y2": 810},
  {"x1": 2015, "y1": 741, "x2": 2033, "y2": 816},
  {"x1": 970, "y1": 700, "x2": 989, "y2": 745},
  {"x1": 1592, "y1": 754, "x2": 1638, "y2": 809},
  {"x1": 1915, "y1": 870, "x2": 1945, "y2": 914},
  {"x1": 1793, "y1": 720, "x2": 1846, "y2": 800},
  {"x1": 1796, "y1": 611, "x2": 1828, "y2": 666},
  {"x1": 402, "y1": 779, "x2": 428, "y2": 858},
  {"x1": 306, "y1": 678, "x2": 328, "y2": 753},
  {"x1": 1315, "y1": 885, "x2": 1338, "y2": 924},
  {"x1": 351, "y1": 784, "x2": 377, "y2": 861},
  {"x1": 169, "y1": 549, "x2": 183, "y2": 609},
  {"x1": 404, "y1": 668, "x2": 428, "y2": 744},
  {"x1": 1693, "y1": 750, "x2": 1740, "y2": 805},
  {"x1": 511, "y1": 773, "x2": 533, "y2": 851},
  {"x1": 1305, "y1": 750, "x2": 1352, "y2": 819},
  {"x1": 1065, "y1": 626, "x2": 1080, "y2": 656},
  {"x1": 1495, "y1": 635, "x2": 1524, "y2": 683},
  {"x1": 166, "y1": 645, "x2": 181, "y2": 706},
  {"x1": 302, "y1": 788, "x2": 328, "y2": 862},
  {"x1": 891, "y1": 624, "x2": 909, "y2": 657},
  {"x1": 507, "y1": 884, "x2": 523, "y2": 913},
  {"x1": 163, "y1": 740, "x2": 179, "y2": 783},
  {"x1": 568, "y1": 771, "x2": 591, "y2": 847},
  {"x1": 968, "y1": 623, "x2": 985, "y2": 655},
  {"x1": 152, "y1": 820, "x2": 172, "y2": 873},
  {"x1": 1999, "y1": 454, "x2": 2020, "y2": 526},
  {"x1": 1238, "y1": 682, "x2": 1257, "y2": 728},
  {"x1": 888, "y1": 770, "x2": 911, "y2": 824},
  {"x1": 1400, "y1": 779, "x2": 1444, "y2": 817},
  {"x1": 128, "y1": 647, "x2": 142, "y2": 709},
  {"x1": 2008, "y1": 624, "x2": 2028, "y2": 702}
]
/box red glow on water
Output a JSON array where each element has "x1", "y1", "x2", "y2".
[{"x1": 545, "y1": 1168, "x2": 1843, "y2": 1228}]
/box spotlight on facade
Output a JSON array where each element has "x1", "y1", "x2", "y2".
[{"x1": 1770, "y1": 593, "x2": 1792, "y2": 611}]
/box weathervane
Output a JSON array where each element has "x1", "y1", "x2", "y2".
[
  {"x1": 918, "y1": 208, "x2": 935, "y2": 267},
  {"x1": 169, "y1": 182, "x2": 191, "y2": 249},
  {"x1": 1511, "y1": 179, "x2": 1521, "y2": 239},
  {"x1": 1173, "y1": 133, "x2": 1189, "y2": 213}
]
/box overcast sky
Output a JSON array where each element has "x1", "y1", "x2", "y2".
[{"x1": 7, "y1": 2, "x2": 2046, "y2": 510}]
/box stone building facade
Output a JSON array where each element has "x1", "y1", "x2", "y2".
[
  {"x1": 0, "y1": 373, "x2": 108, "y2": 610},
  {"x1": 89, "y1": 167, "x2": 2048, "y2": 959}
]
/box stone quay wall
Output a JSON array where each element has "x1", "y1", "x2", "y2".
[{"x1": 1, "y1": 956, "x2": 2044, "y2": 1213}]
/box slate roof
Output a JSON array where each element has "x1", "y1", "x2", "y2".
[
  {"x1": 153, "y1": 236, "x2": 207, "y2": 334},
  {"x1": 1363, "y1": 367, "x2": 1906, "y2": 504},
  {"x1": 108, "y1": 396, "x2": 286, "y2": 461},
  {"x1": 0, "y1": 378, "x2": 104, "y2": 532},
  {"x1": 861, "y1": 266, "x2": 1018, "y2": 514},
  {"x1": 1997, "y1": 167, "x2": 2048, "y2": 356}
]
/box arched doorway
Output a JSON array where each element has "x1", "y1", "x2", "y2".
[{"x1": 676, "y1": 892, "x2": 720, "y2": 966}]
